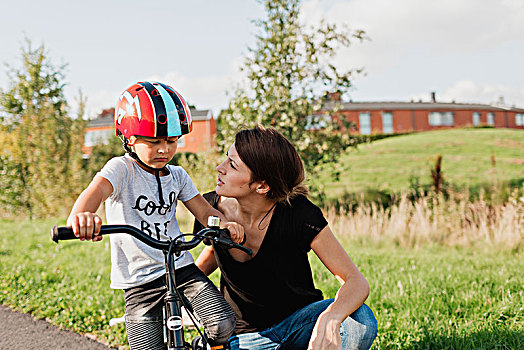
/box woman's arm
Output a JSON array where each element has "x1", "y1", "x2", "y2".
[
  {"x1": 67, "y1": 176, "x2": 113, "y2": 241},
  {"x1": 183, "y1": 194, "x2": 244, "y2": 243},
  {"x1": 195, "y1": 245, "x2": 219, "y2": 276},
  {"x1": 308, "y1": 225, "x2": 370, "y2": 350}
]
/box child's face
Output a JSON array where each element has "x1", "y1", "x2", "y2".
[{"x1": 129, "y1": 135, "x2": 179, "y2": 170}]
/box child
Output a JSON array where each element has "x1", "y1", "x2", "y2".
[{"x1": 67, "y1": 81, "x2": 243, "y2": 349}]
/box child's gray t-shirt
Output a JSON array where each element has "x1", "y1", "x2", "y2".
[{"x1": 97, "y1": 155, "x2": 199, "y2": 289}]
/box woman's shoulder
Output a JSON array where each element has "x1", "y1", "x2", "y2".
[
  {"x1": 287, "y1": 194, "x2": 320, "y2": 211},
  {"x1": 201, "y1": 191, "x2": 220, "y2": 207}
]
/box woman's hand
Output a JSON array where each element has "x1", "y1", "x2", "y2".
[
  {"x1": 68, "y1": 212, "x2": 103, "y2": 241},
  {"x1": 308, "y1": 310, "x2": 343, "y2": 350},
  {"x1": 222, "y1": 221, "x2": 245, "y2": 244}
]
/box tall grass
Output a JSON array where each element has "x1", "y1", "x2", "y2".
[{"x1": 327, "y1": 188, "x2": 523, "y2": 250}]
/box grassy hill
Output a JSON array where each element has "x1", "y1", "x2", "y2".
[{"x1": 323, "y1": 128, "x2": 523, "y2": 198}]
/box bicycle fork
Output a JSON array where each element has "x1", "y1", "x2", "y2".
[{"x1": 164, "y1": 290, "x2": 185, "y2": 349}]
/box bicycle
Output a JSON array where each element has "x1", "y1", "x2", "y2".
[{"x1": 51, "y1": 216, "x2": 252, "y2": 350}]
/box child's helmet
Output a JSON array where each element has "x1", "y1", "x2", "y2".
[{"x1": 114, "y1": 81, "x2": 192, "y2": 139}]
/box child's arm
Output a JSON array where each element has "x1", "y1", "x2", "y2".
[
  {"x1": 183, "y1": 194, "x2": 245, "y2": 244},
  {"x1": 67, "y1": 176, "x2": 113, "y2": 241}
]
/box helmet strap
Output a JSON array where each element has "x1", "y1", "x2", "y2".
[
  {"x1": 154, "y1": 170, "x2": 166, "y2": 206},
  {"x1": 118, "y1": 132, "x2": 167, "y2": 206}
]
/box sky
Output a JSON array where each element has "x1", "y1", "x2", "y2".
[{"x1": 1, "y1": 0, "x2": 523, "y2": 118}]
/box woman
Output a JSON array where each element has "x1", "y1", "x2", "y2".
[{"x1": 194, "y1": 125, "x2": 377, "y2": 349}]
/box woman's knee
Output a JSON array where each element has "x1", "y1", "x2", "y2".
[{"x1": 340, "y1": 304, "x2": 378, "y2": 350}]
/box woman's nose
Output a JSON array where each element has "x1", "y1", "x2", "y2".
[{"x1": 216, "y1": 160, "x2": 226, "y2": 173}]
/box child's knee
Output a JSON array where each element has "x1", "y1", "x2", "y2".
[{"x1": 204, "y1": 314, "x2": 236, "y2": 345}]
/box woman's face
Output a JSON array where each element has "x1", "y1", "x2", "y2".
[{"x1": 216, "y1": 144, "x2": 254, "y2": 198}]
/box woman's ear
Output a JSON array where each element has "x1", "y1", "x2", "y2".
[{"x1": 255, "y1": 181, "x2": 270, "y2": 195}]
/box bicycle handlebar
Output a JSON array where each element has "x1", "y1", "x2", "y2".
[{"x1": 51, "y1": 224, "x2": 253, "y2": 255}]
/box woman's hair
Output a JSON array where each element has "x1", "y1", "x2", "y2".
[{"x1": 234, "y1": 125, "x2": 308, "y2": 203}]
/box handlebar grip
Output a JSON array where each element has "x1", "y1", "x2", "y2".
[
  {"x1": 234, "y1": 244, "x2": 253, "y2": 256},
  {"x1": 213, "y1": 237, "x2": 253, "y2": 256},
  {"x1": 51, "y1": 225, "x2": 78, "y2": 243}
]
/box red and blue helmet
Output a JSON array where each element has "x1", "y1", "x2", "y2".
[{"x1": 114, "y1": 81, "x2": 192, "y2": 139}]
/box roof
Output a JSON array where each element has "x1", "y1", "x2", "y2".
[
  {"x1": 87, "y1": 108, "x2": 214, "y2": 128},
  {"x1": 190, "y1": 109, "x2": 213, "y2": 121},
  {"x1": 327, "y1": 101, "x2": 524, "y2": 112}
]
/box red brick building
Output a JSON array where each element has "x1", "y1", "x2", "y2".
[
  {"x1": 328, "y1": 93, "x2": 524, "y2": 135},
  {"x1": 83, "y1": 107, "x2": 217, "y2": 155}
]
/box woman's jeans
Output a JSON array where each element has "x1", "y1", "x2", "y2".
[{"x1": 228, "y1": 299, "x2": 377, "y2": 350}]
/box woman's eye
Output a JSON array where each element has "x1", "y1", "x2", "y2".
[{"x1": 229, "y1": 161, "x2": 236, "y2": 170}]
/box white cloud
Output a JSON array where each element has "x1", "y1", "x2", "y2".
[
  {"x1": 79, "y1": 0, "x2": 524, "y2": 116},
  {"x1": 71, "y1": 88, "x2": 116, "y2": 120},
  {"x1": 297, "y1": 0, "x2": 524, "y2": 108},
  {"x1": 442, "y1": 80, "x2": 524, "y2": 106},
  {"x1": 302, "y1": 0, "x2": 524, "y2": 72},
  {"x1": 408, "y1": 80, "x2": 524, "y2": 107},
  {"x1": 81, "y1": 55, "x2": 248, "y2": 118},
  {"x1": 147, "y1": 56, "x2": 246, "y2": 115}
]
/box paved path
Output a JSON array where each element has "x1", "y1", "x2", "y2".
[{"x1": 0, "y1": 304, "x2": 115, "y2": 349}]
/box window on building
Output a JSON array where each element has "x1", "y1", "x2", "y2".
[
  {"x1": 472, "y1": 112, "x2": 481, "y2": 126},
  {"x1": 382, "y1": 112, "x2": 393, "y2": 133},
  {"x1": 84, "y1": 129, "x2": 114, "y2": 147},
  {"x1": 516, "y1": 113, "x2": 524, "y2": 126},
  {"x1": 359, "y1": 113, "x2": 371, "y2": 135},
  {"x1": 487, "y1": 112, "x2": 495, "y2": 125},
  {"x1": 428, "y1": 112, "x2": 454, "y2": 126}
]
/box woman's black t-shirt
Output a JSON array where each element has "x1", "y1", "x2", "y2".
[{"x1": 194, "y1": 192, "x2": 328, "y2": 333}]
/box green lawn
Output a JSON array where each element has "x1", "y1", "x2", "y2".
[
  {"x1": 323, "y1": 128, "x2": 524, "y2": 197},
  {"x1": 1, "y1": 219, "x2": 522, "y2": 349},
  {"x1": 312, "y1": 241, "x2": 523, "y2": 349}
]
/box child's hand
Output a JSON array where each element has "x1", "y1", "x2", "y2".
[
  {"x1": 222, "y1": 221, "x2": 245, "y2": 245},
  {"x1": 68, "y1": 212, "x2": 103, "y2": 242}
]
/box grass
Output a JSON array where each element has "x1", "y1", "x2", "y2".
[
  {"x1": 323, "y1": 128, "x2": 524, "y2": 197},
  {"x1": 327, "y1": 189, "x2": 523, "y2": 250},
  {"x1": 0, "y1": 218, "x2": 127, "y2": 346},
  {"x1": 310, "y1": 245, "x2": 523, "y2": 349},
  {"x1": 1, "y1": 211, "x2": 523, "y2": 349}
]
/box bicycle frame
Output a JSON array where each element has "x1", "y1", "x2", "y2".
[{"x1": 51, "y1": 220, "x2": 252, "y2": 350}]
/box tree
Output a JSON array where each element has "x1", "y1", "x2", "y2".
[
  {"x1": 0, "y1": 39, "x2": 85, "y2": 218},
  {"x1": 218, "y1": 0, "x2": 366, "y2": 199},
  {"x1": 82, "y1": 133, "x2": 124, "y2": 182}
]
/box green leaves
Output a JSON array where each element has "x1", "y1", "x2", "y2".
[
  {"x1": 0, "y1": 39, "x2": 85, "y2": 218},
  {"x1": 218, "y1": 0, "x2": 366, "y2": 198}
]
